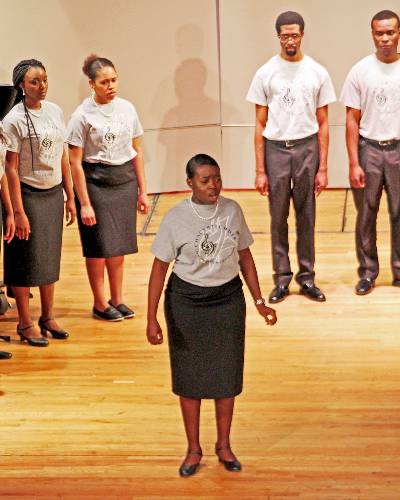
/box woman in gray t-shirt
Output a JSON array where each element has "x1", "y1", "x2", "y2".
[
  {"x1": 147, "y1": 154, "x2": 277, "y2": 477},
  {"x1": 68, "y1": 55, "x2": 149, "y2": 322},
  {"x1": 3, "y1": 59, "x2": 76, "y2": 347}
]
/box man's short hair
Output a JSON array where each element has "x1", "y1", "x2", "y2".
[
  {"x1": 275, "y1": 11, "x2": 305, "y2": 34},
  {"x1": 371, "y1": 10, "x2": 400, "y2": 29}
]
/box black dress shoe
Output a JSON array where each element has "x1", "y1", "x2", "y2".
[
  {"x1": 0, "y1": 351, "x2": 12, "y2": 359},
  {"x1": 355, "y1": 278, "x2": 374, "y2": 295},
  {"x1": 17, "y1": 324, "x2": 49, "y2": 347},
  {"x1": 108, "y1": 301, "x2": 135, "y2": 319},
  {"x1": 38, "y1": 317, "x2": 69, "y2": 339},
  {"x1": 392, "y1": 279, "x2": 400, "y2": 287},
  {"x1": 92, "y1": 306, "x2": 124, "y2": 322},
  {"x1": 215, "y1": 445, "x2": 242, "y2": 472},
  {"x1": 300, "y1": 283, "x2": 326, "y2": 302},
  {"x1": 179, "y1": 449, "x2": 202, "y2": 477},
  {"x1": 268, "y1": 286, "x2": 289, "y2": 304}
]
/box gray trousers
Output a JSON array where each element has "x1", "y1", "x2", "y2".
[
  {"x1": 265, "y1": 135, "x2": 319, "y2": 287},
  {"x1": 352, "y1": 138, "x2": 400, "y2": 281}
]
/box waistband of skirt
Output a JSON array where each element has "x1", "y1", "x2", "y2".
[
  {"x1": 20, "y1": 182, "x2": 62, "y2": 193},
  {"x1": 82, "y1": 160, "x2": 136, "y2": 186},
  {"x1": 265, "y1": 133, "x2": 317, "y2": 149},
  {"x1": 166, "y1": 272, "x2": 243, "y2": 299},
  {"x1": 82, "y1": 160, "x2": 133, "y2": 169}
]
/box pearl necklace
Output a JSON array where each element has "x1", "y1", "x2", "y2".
[
  {"x1": 27, "y1": 105, "x2": 43, "y2": 118},
  {"x1": 91, "y1": 95, "x2": 114, "y2": 117},
  {"x1": 189, "y1": 198, "x2": 219, "y2": 221}
]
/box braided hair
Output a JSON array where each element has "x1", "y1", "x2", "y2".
[{"x1": 12, "y1": 59, "x2": 46, "y2": 172}]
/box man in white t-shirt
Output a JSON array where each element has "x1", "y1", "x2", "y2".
[
  {"x1": 341, "y1": 10, "x2": 400, "y2": 295},
  {"x1": 247, "y1": 11, "x2": 336, "y2": 303}
]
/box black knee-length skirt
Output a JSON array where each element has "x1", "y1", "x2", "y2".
[
  {"x1": 164, "y1": 273, "x2": 246, "y2": 399},
  {"x1": 76, "y1": 161, "x2": 138, "y2": 258},
  {"x1": 4, "y1": 182, "x2": 64, "y2": 287}
]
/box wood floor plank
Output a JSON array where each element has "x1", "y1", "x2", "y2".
[{"x1": 1, "y1": 190, "x2": 399, "y2": 498}]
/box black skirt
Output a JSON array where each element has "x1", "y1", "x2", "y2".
[
  {"x1": 76, "y1": 161, "x2": 138, "y2": 258},
  {"x1": 4, "y1": 182, "x2": 64, "y2": 287},
  {"x1": 164, "y1": 273, "x2": 246, "y2": 399}
]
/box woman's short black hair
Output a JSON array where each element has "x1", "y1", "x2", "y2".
[
  {"x1": 275, "y1": 11, "x2": 305, "y2": 34},
  {"x1": 186, "y1": 154, "x2": 219, "y2": 179}
]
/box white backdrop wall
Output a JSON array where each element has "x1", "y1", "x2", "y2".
[{"x1": 0, "y1": 0, "x2": 398, "y2": 191}]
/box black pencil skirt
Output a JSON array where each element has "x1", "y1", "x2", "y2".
[
  {"x1": 76, "y1": 161, "x2": 138, "y2": 258},
  {"x1": 164, "y1": 273, "x2": 246, "y2": 399},
  {"x1": 4, "y1": 182, "x2": 64, "y2": 287}
]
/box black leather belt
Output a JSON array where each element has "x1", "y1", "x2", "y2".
[
  {"x1": 266, "y1": 133, "x2": 317, "y2": 148},
  {"x1": 361, "y1": 136, "x2": 400, "y2": 149}
]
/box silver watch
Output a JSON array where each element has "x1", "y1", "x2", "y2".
[{"x1": 254, "y1": 298, "x2": 266, "y2": 306}]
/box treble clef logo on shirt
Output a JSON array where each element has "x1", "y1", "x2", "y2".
[
  {"x1": 375, "y1": 88, "x2": 387, "y2": 107},
  {"x1": 200, "y1": 233, "x2": 216, "y2": 257},
  {"x1": 104, "y1": 129, "x2": 117, "y2": 145},
  {"x1": 280, "y1": 87, "x2": 296, "y2": 110}
]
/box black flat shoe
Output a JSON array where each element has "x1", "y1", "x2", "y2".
[
  {"x1": 355, "y1": 278, "x2": 374, "y2": 295},
  {"x1": 215, "y1": 445, "x2": 242, "y2": 472},
  {"x1": 299, "y1": 283, "x2": 326, "y2": 302},
  {"x1": 268, "y1": 286, "x2": 289, "y2": 304},
  {"x1": 0, "y1": 351, "x2": 12, "y2": 359},
  {"x1": 108, "y1": 301, "x2": 135, "y2": 319},
  {"x1": 17, "y1": 324, "x2": 49, "y2": 347},
  {"x1": 38, "y1": 317, "x2": 69, "y2": 339},
  {"x1": 392, "y1": 279, "x2": 400, "y2": 287},
  {"x1": 179, "y1": 449, "x2": 202, "y2": 477},
  {"x1": 92, "y1": 306, "x2": 124, "y2": 322}
]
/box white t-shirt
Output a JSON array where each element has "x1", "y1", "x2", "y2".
[
  {"x1": 67, "y1": 96, "x2": 143, "y2": 165},
  {"x1": 246, "y1": 55, "x2": 336, "y2": 140},
  {"x1": 340, "y1": 54, "x2": 400, "y2": 141},
  {"x1": 2, "y1": 101, "x2": 65, "y2": 189},
  {"x1": 151, "y1": 196, "x2": 254, "y2": 287}
]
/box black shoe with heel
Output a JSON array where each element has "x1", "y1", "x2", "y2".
[
  {"x1": 215, "y1": 445, "x2": 242, "y2": 472},
  {"x1": 38, "y1": 317, "x2": 69, "y2": 339},
  {"x1": 179, "y1": 449, "x2": 202, "y2": 477},
  {"x1": 17, "y1": 324, "x2": 49, "y2": 347},
  {"x1": 0, "y1": 335, "x2": 12, "y2": 358}
]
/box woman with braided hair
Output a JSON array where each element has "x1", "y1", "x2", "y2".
[{"x1": 3, "y1": 59, "x2": 76, "y2": 347}]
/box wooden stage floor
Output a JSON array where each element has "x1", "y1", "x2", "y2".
[{"x1": 1, "y1": 189, "x2": 400, "y2": 499}]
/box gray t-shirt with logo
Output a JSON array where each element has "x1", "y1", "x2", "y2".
[
  {"x1": 3, "y1": 101, "x2": 65, "y2": 189},
  {"x1": 66, "y1": 96, "x2": 143, "y2": 165},
  {"x1": 151, "y1": 196, "x2": 254, "y2": 287}
]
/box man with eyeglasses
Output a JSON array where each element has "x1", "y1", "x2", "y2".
[
  {"x1": 246, "y1": 11, "x2": 336, "y2": 304},
  {"x1": 341, "y1": 10, "x2": 400, "y2": 296}
]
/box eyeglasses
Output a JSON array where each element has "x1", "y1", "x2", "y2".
[{"x1": 278, "y1": 33, "x2": 302, "y2": 41}]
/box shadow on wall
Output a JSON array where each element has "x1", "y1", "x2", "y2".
[
  {"x1": 157, "y1": 58, "x2": 221, "y2": 192},
  {"x1": 150, "y1": 24, "x2": 221, "y2": 192}
]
